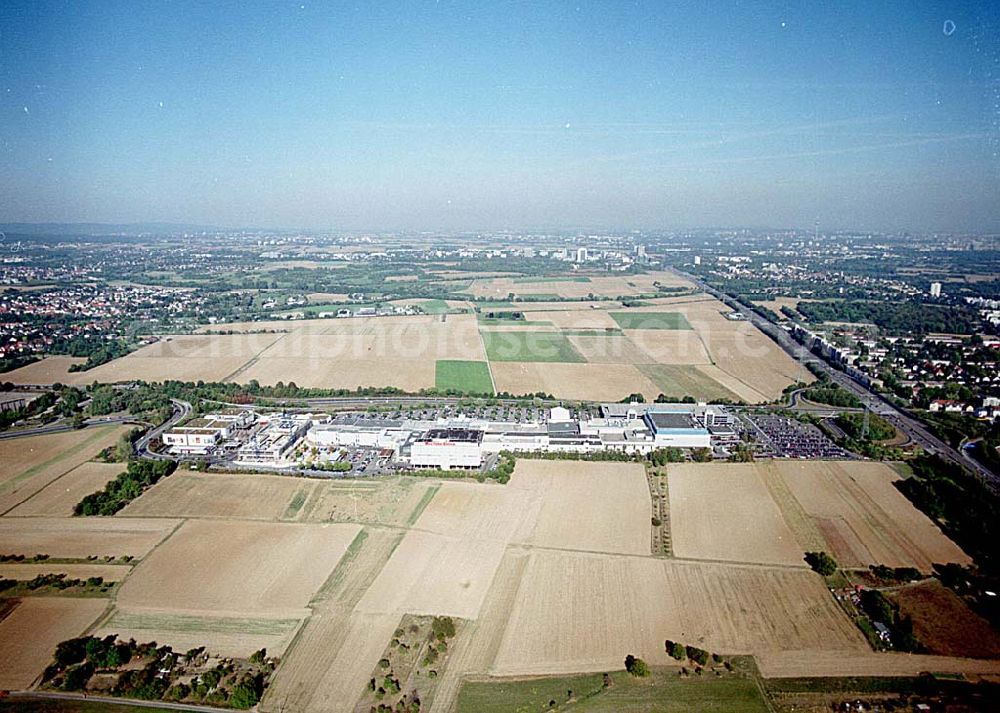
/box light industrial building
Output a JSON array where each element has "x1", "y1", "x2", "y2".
[{"x1": 410, "y1": 428, "x2": 485, "y2": 470}]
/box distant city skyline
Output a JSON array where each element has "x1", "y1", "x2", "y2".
[{"x1": 2, "y1": 1, "x2": 998, "y2": 232}]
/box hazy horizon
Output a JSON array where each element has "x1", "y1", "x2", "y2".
[{"x1": 2, "y1": 1, "x2": 998, "y2": 233}]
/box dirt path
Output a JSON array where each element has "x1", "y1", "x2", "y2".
[
  {"x1": 430, "y1": 550, "x2": 530, "y2": 713},
  {"x1": 260, "y1": 527, "x2": 403, "y2": 713}
]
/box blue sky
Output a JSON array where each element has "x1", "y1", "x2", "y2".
[{"x1": 1, "y1": 1, "x2": 998, "y2": 231}]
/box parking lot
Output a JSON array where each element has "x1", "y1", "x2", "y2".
[
  {"x1": 742, "y1": 413, "x2": 853, "y2": 459},
  {"x1": 349, "y1": 404, "x2": 599, "y2": 423}
]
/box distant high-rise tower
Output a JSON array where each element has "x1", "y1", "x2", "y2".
[
  {"x1": 576, "y1": 247, "x2": 588, "y2": 263},
  {"x1": 636, "y1": 245, "x2": 647, "y2": 258},
  {"x1": 693, "y1": 255, "x2": 702, "y2": 266},
  {"x1": 930, "y1": 282, "x2": 942, "y2": 298}
]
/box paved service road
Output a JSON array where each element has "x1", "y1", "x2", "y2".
[{"x1": 7, "y1": 691, "x2": 224, "y2": 713}]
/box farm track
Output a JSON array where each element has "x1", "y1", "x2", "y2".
[
  {"x1": 260, "y1": 527, "x2": 403, "y2": 713},
  {"x1": 430, "y1": 551, "x2": 531, "y2": 713},
  {"x1": 759, "y1": 463, "x2": 826, "y2": 552}
]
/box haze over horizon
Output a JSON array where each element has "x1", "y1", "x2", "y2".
[{"x1": 2, "y1": 1, "x2": 998, "y2": 232}]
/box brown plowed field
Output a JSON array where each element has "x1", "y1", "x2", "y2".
[{"x1": 890, "y1": 579, "x2": 1000, "y2": 658}]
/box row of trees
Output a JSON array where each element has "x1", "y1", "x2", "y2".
[
  {"x1": 663, "y1": 640, "x2": 724, "y2": 667},
  {"x1": 74, "y1": 459, "x2": 176, "y2": 516}
]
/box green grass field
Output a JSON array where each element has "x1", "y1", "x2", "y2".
[
  {"x1": 637, "y1": 364, "x2": 742, "y2": 402},
  {"x1": 481, "y1": 331, "x2": 586, "y2": 363},
  {"x1": 435, "y1": 359, "x2": 495, "y2": 393},
  {"x1": 418, "y1": 299, "x2": 451, "y2": 314},
  {"x1": 611, "y1": 311, "x2": 692, "y2": 330},
  {"x1": 512, "y1": 276, "x2": 591, "y2": 283},
  {"x1": 456, "y1": 669, "x2": 768, "y2": 713}
]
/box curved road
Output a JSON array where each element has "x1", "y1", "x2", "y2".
[{"x1": 133, "y1": 398, "x2": 190, "y2": 460}]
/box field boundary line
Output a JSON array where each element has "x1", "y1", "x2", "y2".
[
  {"x1": 218, "y1": 331, "x2": 287, "y2": 383},
  {"x1": 310, "y1": 526, "x2": 370, "y2": 605},
  {"x1": 406, "y1": 484, "x2": 440, "y2": 527},
  {"x1": 0, "y1": 425, "x2": 119, "y2": 515},
  {"x1": 475, "y1": 327, "x2": 498, "y2": 394},
  {"x1": 760, "y1": 462, "x2": 826, "y2": 552}
]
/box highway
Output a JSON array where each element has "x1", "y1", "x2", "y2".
[
  {"x1": 669, "y1": 266, "x2": 999, "y2": 491},
  {"x1": 0, "y1": 415, "x2": 142, "y2": 441}
]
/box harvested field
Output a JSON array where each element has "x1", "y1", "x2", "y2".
[
  {"x1": 132, "y1": 333, "x2": 283, "y2": 359},
  {"x1": 356, "y1": 530, "x2": 507, "y2": 620},
  {"x1": 0, "y1": 426, "x2": 126, "y2": 515},
  {"x1": 429, "y1": 551, "x2": 531, "y2": 713},
  {"x1": 120, "y1": 473, "x2": 431, "y2": 526},
  {"x1": 271, "y1": 317, "x2": 485, "y2": 360},
  {"x1": 464, "y1": 272, "x2": 691, "y2": 299},
  {"x1": 774, "y1": 461, "x2": 970, "y2": 570},
  {"x1": 637, "y1": 363, "x2": 744, "y2": 402},
  {"x1": 119, "y1": 472, "x2": 313, "y2": 520},
  {"x1": 117, "y1": 520, "x2": 361, "y2": 616},
  {"x1": 510, "y1": 460, "x2": 650, "y2": 555},
  {"x1": 97, "y1": 610, "x2": 302, "y2": 658},
  {"x1": 260, "y1": 529, "x2": 404, "y2": 713},
  {"x1": 298, "y1": 478, "x2": 434, "y2": 526},
  {"x1": 236, "y1": 355, "x2": 436, "y2": 390},
  {"x1": 66, "y1": 354, "x2": 250, "y2": 385},
  {"x1": 491, "y1": 362, "x2": 662, "y2": 401},
  {"x1": 490, "y1": 551, "x2": 866, "y2": 676},
  {"x1": 625, "y1": 329, "x2": 713, "y2": 364},
  {"x1": 532, "y1": 310, "x2": 621, "y2": 329},
  {"x1": 0, "y1": 597, "x2": 108, "y2": 690},
  {"x1": 9, "y1": 462, "x2": 124, "y2": 517},
  {"x1": 355, "y1": 478, "x2": 532, "y2": 621},
  {"x1": 754, "y1": 297, "x2": 803, "y2": 314},
  {"x1": 0, "y1": 517, "x2": 179, "y2": 559},
  {"x1": 0, "y1": 563, "x2": 131, "y2": 581},
  {"x1": 563, "y1": 335, "x2": 651, "y2": 364},
  {"x1": 0, "y1": 355, "x2": 84, "y2": 384},
  {"x1": 414, "y1": 481, "x2": 530, "y2": 542},
  {"x1": 306, "y1": 292, "x2": 350, "y2": 302},
  {"x1": 889, "y1": 579, "x2": 1000, "y2": 658},
  {"x1": 667, "y1": 463, "x2": 806, "y2": 566}
]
